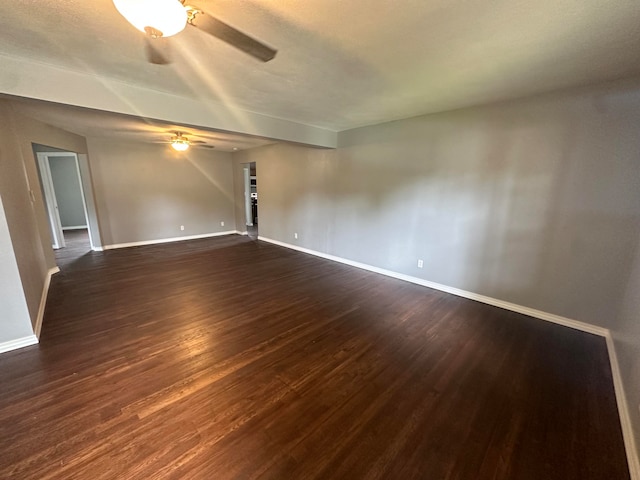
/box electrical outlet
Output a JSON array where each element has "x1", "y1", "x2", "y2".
[
  {"x1": 417, "y1": 259, "x2": 424, "y2": 268},
  {"x1": 294, "y1": 233, "x2": 298, "y2": 239},
  {"x1": 180, "y1": 225, "x2": 185, "y2": 231},
  {"x1": 220, "y1": 221, "x2": 225, "y2": 227}
]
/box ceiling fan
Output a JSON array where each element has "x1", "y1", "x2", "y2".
[
  {"x1": 112, "y1": 0, "x2": 277, "y2": 64},
  {"x1": 162, "y1": 132, "x2": 215, "y2": 151}
]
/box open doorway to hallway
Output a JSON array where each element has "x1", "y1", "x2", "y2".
[
  {"x1": 34, "y1": 145, "x2": 96, "y2": 267},
  {"x1": 244, "y1": 162, "x2": 258, "y2": 239}
]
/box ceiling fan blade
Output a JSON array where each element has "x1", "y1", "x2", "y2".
[
  {"x1": 145, "y1": 35, "x2": 172, "y2": 65},
  {"x1": 186, "y1": 6, "x2": 277, "y2": 62}
]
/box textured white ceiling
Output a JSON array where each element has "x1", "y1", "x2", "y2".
[
  {"x1": 9, "y1": 97, "x2": 275, "y2": 151},
  {"x1": 1, "y1": 0, "x2": 640, "y2": 131}
]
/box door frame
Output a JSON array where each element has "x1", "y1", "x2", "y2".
[
  {"x1": 36, "y1": 152, "x2": 98, "y2": 250},
  {"x1": 36, "y1": 152, "x2": 65, "y2": 249},
  {"x1": 243, "y1": 165, "x2": 253, "y2": 226}
]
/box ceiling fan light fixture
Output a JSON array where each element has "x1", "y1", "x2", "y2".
[
  {"x1": 171, "y1": 138, "x2": 190, "y2": 151},
  {"x1": 113, "y1": 0, "x2": 188, "y2": 37}
]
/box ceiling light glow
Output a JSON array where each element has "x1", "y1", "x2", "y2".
[
  {"x1": 113, "y1": 0, "x2": 188, "y2": 37},
  {"x1": 171, "y1": 139, "x2": 190, "y2": 151}
]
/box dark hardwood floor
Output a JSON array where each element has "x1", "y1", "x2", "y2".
[
  {"x1": 56, "y1": 229, "x2": 92, "y2": 270},
  {"x1": 0, "y1": 234, "x2": 629, "y2": 479}
]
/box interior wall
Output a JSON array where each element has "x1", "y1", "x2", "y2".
[
  {"x1": 33, "y1": 144, "x2": 68, "y2": 153},
  {"x1": 14, "y1": 110, "x2": 89, "y2": 271},
  {"x1": 0, "y1": 101, "x2": 89, "y2": 333},
  {"x1": 233, "y1": 81, "x2": 640, "y2": 462},
  {"x1": 86, "y1": 138, "x2": 236, "y2": 246},
  {"x1": 233, "y1": 145, "x2": 337, "y2": 243},
  {"x1": 612, "y1": 236, "x2": 640, "y2": 459},
  {"x1": 48, "y1": 156, "x2": 87, "y2": 228},
  {"x1": 0, "y1": 195, "x2": 33, "y2": 344},
  {"x1": 0, "y1": 102, "x2": 43, "y2": 335},
  {"x1": 234, "y1": 82, "x2": 640, "y2": 330},
  {"x1": 0, "y1": 164, "x2": 36, "y2": 344}
]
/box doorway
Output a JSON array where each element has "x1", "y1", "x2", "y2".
[
  {"x1": 35, "y1": 149, "x2": 97, "y2": 266},
  {"x1": 243, "y1": 162, "x2": 258, "y2": 239}
]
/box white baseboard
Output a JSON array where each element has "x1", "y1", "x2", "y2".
[
  {"x1": 102, "y1": 231, "x2": 237, "y2": 250},
  {"x1": 258, "y1": 235, "x2": 638, "y2": 476},
  {"x1": 62, "y1": 225, "x2": 88, "y2": 231},
  {"x1": 606, "y1": 333, "x2": 640, "y2": 480},
  {"x1": 34, "y1": 267, "x2": 60, "y2": 338},
  {"x1": 92, "y1": 246, "x2": 104, "y2": 252},
  {"x1": 257, "y1": 236, "x2": 605, "y2": 336},
  {"x1": 0, "y1": 266, "x2": 59, "y2": 355},
  {"x1": 0, "y1": 335, "x2": 39, "y2": 354}
]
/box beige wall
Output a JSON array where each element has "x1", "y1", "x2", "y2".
[
  {"x1": 0, "y1": 195, "x2": 33, "y2": 343},
  {"x1": 235, "y1": 83, "x2": 640, "y2": 330},
  {"x1": 234, "y1": 84, "x2": 640, "y2": 463},
  {"x1": 0, "y1": 101, "x2": 88, "y2": 332},
  {"x1": 233, "y1": 145, "x2": 337, "y2": 248},
  {"x1": 87, "y1": 138, "x2": 236, "y2": 246},
  {"x1": 612, "y1": 236, "x2": 640, "y2": 459},
  {"x1": 0, "y1": 108, "x2": 238, "y2": 344},
  {"x1": 14, "y1": 110, "x2": 89, "y2": 270},
  {"x1": 2, "y1": 79, "x2": 639, "y2": 462},
  {"x1": 0, "y1": 102, "x2": 43, "y2": 333}
]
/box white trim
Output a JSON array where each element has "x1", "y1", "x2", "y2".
[
  {"x1": 62, "y1": 225, "x2": 88, "y2": 231},
  {"x1": 257, "y1": 235, "x2": 639, "y2": 477},
  {"x1": 34, "y1": 267, "x2": 60, "y2": 338},
  {"x1": 92, "y1": 246, "x2": 104, "y2": 252},
  {"x1": 606, "y1": 333, "x2": 640, "y2": 480},
  {"x1": 36, "y1": 152, "x2": 66, "y2": 249},
  {"x1": 243, "y1": 166, "x2": 253, "y2": 227},
  {"x1": 238, "y1": 231, "x2": 248, "y2": 236},
  {"x1": 76, "y1": 153, "x2": 102, "y2": 250},
  {"x1": 42, "y1": 152, "x2": 99, "y2": 250},
  {"x1": 0, "y1": 335, "x2": 39, "y2": 354},
  {"x1": 102, "y1": 231, "x2": 237, "y2": 250},
  {"x1": 257, "y1": 236, "x2": 605, "y2": 336}
]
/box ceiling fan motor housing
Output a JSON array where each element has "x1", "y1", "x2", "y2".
[{"x1": 113, "y1": 0, "x2": 188, "y2": 37}]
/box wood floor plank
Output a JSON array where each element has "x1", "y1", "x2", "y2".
[{"x1": 0, "y1": 230, "x2": 630, "y2": 479}]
